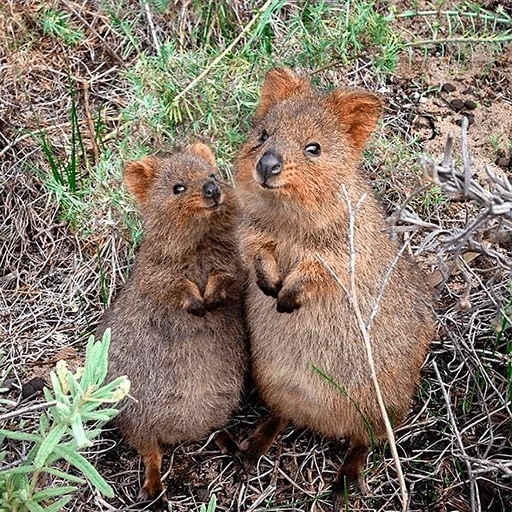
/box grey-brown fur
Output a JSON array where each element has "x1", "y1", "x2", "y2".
[{"x1": 98, "y1": 143, "x2": 247, "y2": 509}]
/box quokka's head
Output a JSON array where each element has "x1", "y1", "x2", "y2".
[
  {"x1": 236, "y1": 68, "x2": 382, "y2": 208},
  {"x1": 124, "y1": 143, "x2": 238, "y2": 233}
]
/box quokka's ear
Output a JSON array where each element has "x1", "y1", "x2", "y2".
[
  {"x1": 327, "y1": 90, "x2": 382, "y2": 151},
  {"x1": 123, "y1": 157, "x2": 156, "y2": 204},
  {"x1": 189, "y1": 142, "x2": 216, "y2": 168},
  {"x1": 254, "y1": 68, "x2": 311, "y2": 123}
]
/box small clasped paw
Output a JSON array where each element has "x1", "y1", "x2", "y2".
[
  {"x1": 257, "y1": 278, "x2": 282, "y2": 298},
  {"x1": 186, "y1": 298, "x2": 206, "y2": 317},
  {"x1": 276, "y1": 289, "x2": 301, "y2": 313},
  {"x1": 204, "y1": 292, "x2": 226, "y2": 311}
]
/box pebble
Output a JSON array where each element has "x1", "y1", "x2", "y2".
[
  {"x1": 496, "y1": 157, "x2": 511, "y2": 168},
  {"x1": 464, "y1": 99, "x2": 477, "y2": 110},
  {"x1": 441, "y1": 83, "x2": 456, "y2": 93},
  {"x1": 451, "y1": 99, "x2": 465, "y2": 111},
  {"x1": 21, "y1": 377, "x2": 46, "y2": 399},
  {"x1": 455, "y1": 114, "x2": 475, "y2": 126}
]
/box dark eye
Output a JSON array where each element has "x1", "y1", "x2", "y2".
[
  {"x1": 304, "y1": 143, "x2": 321, "y2": 156},
  {"x1": 259, "y1": 129, "x2": 269, "y2": 143},
  {"x1": 173, "y1": 184, "x2": 186, "y2": 194}
]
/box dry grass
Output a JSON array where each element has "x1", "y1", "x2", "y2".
[{"x1": 1, "y1": 1, "x2": 512, "y2": 511}]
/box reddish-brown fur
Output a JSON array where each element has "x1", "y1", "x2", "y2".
[
  {"x1": 235, "y1": 68, "x2": 434, "y2": 509},
  {"x1": 99, "y1": 143, "x2": 247, "y2": 510}
]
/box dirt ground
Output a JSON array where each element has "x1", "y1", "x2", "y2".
[{"x1": 1, "y1": 1, "x2": 512, "y2": 512}]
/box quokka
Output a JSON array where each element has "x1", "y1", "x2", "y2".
[
  {"x1": 99, "y1": 143, "x2": 247, "y2": 510},
  {"x1": 235, "y1": 68, "x2": 435, "y2": 509}
]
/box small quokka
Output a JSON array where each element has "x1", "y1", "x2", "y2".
[
  {"x1": 98, "y1": 143, "x2": 247, "y2": 510},
  {"x1": 235, "y1": 68, "x2": 435, "y2": 509}
]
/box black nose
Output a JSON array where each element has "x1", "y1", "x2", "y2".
[
  {"x1": 202, "y1": 180, "x2": 221, "y2": 202},
  {"x1": 256, "y1": 150, "x2": 283, "y2": 183}
]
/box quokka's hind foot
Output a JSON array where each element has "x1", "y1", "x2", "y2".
[
  {"x1": 214, "y1": 430, "x2": 248, "y2": 483},
  {"x1": 239, "y1": 415, "x2": 287, "y2": 472},
  {"x1": 214, "y1": 430, "x2": 246, "y2": 469},
  {"x1": 138, "y1": 486, "x2": 169, "y2": 512},
  {"x1": 214, "y1": 430, "x2": 240, "y2": 456},
  {"x1": 331, "y1": 443, "x2": 370, "y2": 512},
  {"x1": 138, "y1": 445, "x2": 169, "y2": 511}
]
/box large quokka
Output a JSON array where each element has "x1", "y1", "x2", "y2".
[
  {"x1": 235, "y1": 68, "x2": 434, "y2": 509},
  {"x1": 99, "y1": 143, "x2": 247, "y2": 510}
]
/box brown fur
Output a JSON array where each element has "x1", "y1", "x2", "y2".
[
  {"x1": 99, "y1": 143, "x2": 248, "y2": 509},
  {"x1": 235, "y1": 68, "x2": 435, "y2": 507}
]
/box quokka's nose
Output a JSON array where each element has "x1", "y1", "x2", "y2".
[
  {"x1": 256, "y1": 150, "x2": 283, "y2": 183},
  {"x1": 202, "y1": 180, "x2": 221, "y2": 202}
]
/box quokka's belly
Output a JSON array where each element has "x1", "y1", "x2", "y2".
[
  {"x1": 246, "y1": 285, "x2": 381, "y2": 440},
  {"x1": 112, "y1": 312, "x2": 247, "y2": 447}
]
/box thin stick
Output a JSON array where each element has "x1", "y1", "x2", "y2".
[
  {"x1": 366, "y1": 240, "x2": 409, "y2": 331},
  {"x1": 171, "y1": 0, "x2": 278, "y2": 105},
  {"x1": 460, "y1": 116, "x2": 471, "y2": 196},
  {"x1": 0, "y1": 401, "x2": 57, "y2": 423},
  {"x1": 432, "y1": 360, "x2": 479, "y2": 512},
  {"x1": 405, "y1": 34, "x2": 512, "y2": 47},
  {"x1": 341, "y1": 186, "x2": 409, "y2": 510},
  {"x1": 81, "y1": 80, "x2": 100, "y2": 165},
  {"x1": 0, "y1": 123, "x2": 70, "y2": 158},
  {"x1": 143, "y1": 1, "x2": 161, "y2": 54}
]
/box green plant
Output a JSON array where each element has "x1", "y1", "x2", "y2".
[
  {"x1": 0, "y1": 329, "x2": 130, "y2": 512},
  {"x1": 37, "y1": 8, "x2": 85, "y2": 46},
  {"x1": 199, "y1": 494, "x2": 217, "y2": 512}
]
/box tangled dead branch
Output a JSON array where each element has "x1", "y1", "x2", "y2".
[{"x1": 387, "y1": 116, "x2": 512, "y2": 311}]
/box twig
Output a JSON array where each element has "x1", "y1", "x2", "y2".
[
  {"x1": 171, "y1": 0, "x2": 278, "y2": 105},
  {"x1": 142, "y1": 1, "x2": 161, "y2": 54},
  {"x1": 342, "y1": 186, "x2": 409, "y2": 511},
  {"x1": 432, "y1": 360, "x2": 480, "y2": 512},
  {"x1": 0, "y1": 401, "x2": 57, "y2": 423},
  {"x1": 388, "y1": 120, "x2": 512, "y2": 279},
  {"x1": 81, "y1": 80, "x2": 100, "y2": 165},
  {"x1": 460, "y1": 116, "x2": 471, "y2": 196},
  {"x1": 366, "y1": 240, "x2": 409, "y2": 331},
  {"x1": 405, "y1": 34, "x2": 512, "y2": 47},
  {"x1": 0, "y1": 123, "x2": 70, "y2": 158}
]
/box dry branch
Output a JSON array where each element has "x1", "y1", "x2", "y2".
[{"x1": 387, "y1": 115, "x2": 512, "y2": 299}]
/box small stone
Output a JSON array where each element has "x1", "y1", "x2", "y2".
[
  {"x1": 441, "y1": 82, "x2": 456, "y2": 93},
  {"x1": 464, "y1": 99, "x2": 477, "y2": 110},
  {"x1": 451, "y1": 99, "x2": 465, "y2": 111},
  {"x1": 496, "y1": 157, "x2": 511, "y2": 168},
  {"x1": 21, "y1": 377, "x2": 46, "y2": 399},
  {"x1": 462, "y1": 87, "x2": 474, "y2": 95}
]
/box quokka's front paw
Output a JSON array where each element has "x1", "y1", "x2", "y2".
[
  {"x1": 254, "y1": 253, "x2": 282, "y2": 298},
  {"x1": 203, "y1": 292, "x2": 226, "y2": 311},
  {"x1": 257, "y1": 277, "x2": 282, "y2": 299},
  {"x1": 276, "y1": 286, "x2": 302, "y2": 313},
  {"x1": 185, "y1": 297, "x2": 206, "y2": 317}
]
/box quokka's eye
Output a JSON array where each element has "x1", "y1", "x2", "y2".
[
  {"x1": 304, "y1": 143, "x2": 321, "y2": 156},
  {"x1": 173, "y1": 184, "x2": 187, "y2": 194},
  {"x1": 259, "y1": 129, "x2": 269, "y2": 143}
]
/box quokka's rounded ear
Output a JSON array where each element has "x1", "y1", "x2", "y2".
[
  {"x1": 188, "y1": 142, "x2": 216, "y2": 168},
  {"x1": 123, "y1": 157, "x2": 156, "y2": 204},
  {"x1": 253, "y1": 67, "x2": 311, "y2": 123},
  {"x1": 327, "y1": 90, "x2": 382, "y2": 151}
]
